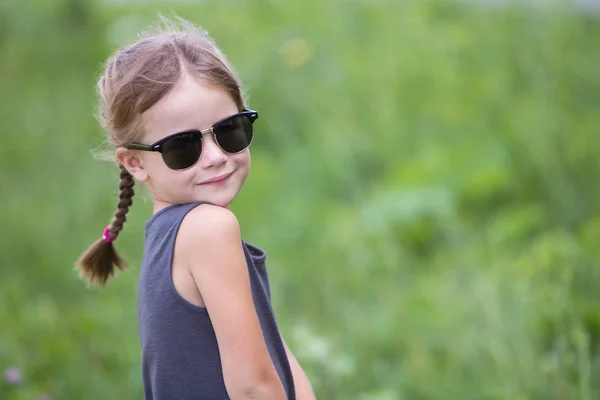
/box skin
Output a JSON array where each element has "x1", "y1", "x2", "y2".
[{"x1": 117, "y1": 73, "x2": 315, "y2": 399}]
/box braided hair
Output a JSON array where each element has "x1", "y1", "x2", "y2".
[{"x1": 77, "y1": 165, "x2": 135, "y2": 285}]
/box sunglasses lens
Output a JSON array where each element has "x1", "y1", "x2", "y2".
[
  {"x1": 215, "y1": 114, "x2": 254, "y2": 153},
  {"x1": 161, "y1": 132, "x2": 202, "y2": 170}
]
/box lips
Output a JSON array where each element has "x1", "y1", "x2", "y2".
[{"x1": 200, "y1": 172, "x2": 233, "y2": 185}]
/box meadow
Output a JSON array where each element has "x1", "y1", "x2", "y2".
[{"x1": 1, "y1": 0, "x2": 599, "y2": 398}]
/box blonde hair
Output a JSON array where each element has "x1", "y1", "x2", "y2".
[{"x1": 77, "y1": 16, "x2": 246, "y2": 285}]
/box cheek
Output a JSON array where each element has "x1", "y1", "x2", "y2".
[
  {"x1": 144, "y1": 155, "x2": 188, "y2": 184},
  {"x1": 231, "y1": 150, "x2": 250, "y2": 171},
  {"x1": 140, "y1": 152, "x2": 165, "y2": 174},
  {"x1": 165, "y1": 168, "x2": 196, "y2": 185}
]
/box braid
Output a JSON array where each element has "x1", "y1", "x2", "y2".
[
  {"x1": 107, "y1": 166, "x2": 135, "y2": 241},
  {"x1": 77, "y1": 165, "x2": 135, "y2": 286}
]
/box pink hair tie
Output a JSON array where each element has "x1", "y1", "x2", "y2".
[{"x1": 102, "y1": 226, "x2": 115, "y2": 243}]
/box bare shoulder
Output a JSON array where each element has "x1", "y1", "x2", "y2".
[
  {"x1": 172, "y1": 204, "x2": 240, "y2": 308},
  {"x1": 178, "y1": 203, "x2": 241, "y2": 250},
  {"x1": 176, "y1": 203, "x2": 245, "y2": 275}
]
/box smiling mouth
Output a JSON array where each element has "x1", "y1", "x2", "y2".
[{"x1": 199, "y1": 172, "x2": 233, "y2": 185}]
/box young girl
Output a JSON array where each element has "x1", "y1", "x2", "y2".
[{"x1": 77, "y1": 17, "x2": 315, "y2": 400}]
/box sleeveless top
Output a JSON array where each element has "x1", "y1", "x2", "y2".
[{"x1": 138, "y1": 202, "x2": 295, "y2": 400}]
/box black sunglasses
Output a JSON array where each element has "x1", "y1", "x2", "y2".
[{"x1": 124, "y1": 109, "x2": 258, "y2": 170}]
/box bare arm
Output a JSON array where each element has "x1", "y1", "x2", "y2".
[
  {"x1": 179, "y1": 204, "x2": 286, "y2": 400},
  {"x1": 283, "y1": 338, "x2": 316, "y2": 400}
]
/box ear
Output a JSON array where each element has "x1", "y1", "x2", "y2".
[{"x1": 116, "y1": 147, "x2": 149, "y2": 183}]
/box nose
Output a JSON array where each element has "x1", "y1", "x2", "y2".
[{"x1": 198, "y1": 132, "x2": 227, "y2": 168}]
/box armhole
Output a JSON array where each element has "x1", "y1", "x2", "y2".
[{"x1": 167, "y1": 202, "x2": 213, "y2": 315}]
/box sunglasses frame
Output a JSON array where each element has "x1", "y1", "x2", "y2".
[{"x1": 124, "y1": 109, "x2": 258, "y2": 169}]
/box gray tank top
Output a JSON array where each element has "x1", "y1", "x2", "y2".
[{"x1": 138, "y1": 202, "x2": 295, "y2": 400}]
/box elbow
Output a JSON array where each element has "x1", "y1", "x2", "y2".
[{"x1": 230, "y1": 374, "x2": 287, "y2": 400}]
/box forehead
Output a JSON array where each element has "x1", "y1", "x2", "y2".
[{"x1": 141, "y1": 74, "x2": 239, "y2": 143}]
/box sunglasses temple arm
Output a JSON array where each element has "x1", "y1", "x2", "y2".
[{"x1": 125, "y1": 143, "x2": 155, "y2": 151}]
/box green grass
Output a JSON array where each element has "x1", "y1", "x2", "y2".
[{"x1": 1, "y1": 0, "x2": 599, "y2": 398}]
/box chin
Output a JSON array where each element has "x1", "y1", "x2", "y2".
[
  {"x1": 193, "y1": 190, "x2": 237, "y2": 208},
  {"x1": 193, "y1": 176, "x2": 245, "y2": 208},
  {"x1": 205, "y1": 198, "x2": 232, "y2": 208}
]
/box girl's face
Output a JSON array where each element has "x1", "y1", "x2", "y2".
[{"x1": 118, "y1": 74, "x2": 250, "y2": 212}]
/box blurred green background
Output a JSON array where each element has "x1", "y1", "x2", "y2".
[{"x1": 1, "y1": 0, "x2": 600, "y2": 398}]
